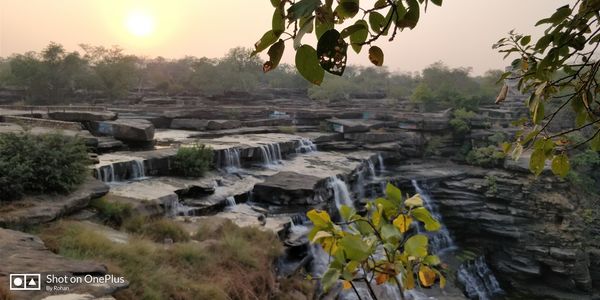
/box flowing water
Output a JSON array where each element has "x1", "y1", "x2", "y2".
[
  {"x1": 218, "y1": 148, "x2": 241, "y2": 172},
  {"x1": 96, "y1": 159, "x2": 146, "y2": 183},
  {"x1": 296, "y1": 138, "x2": 317, "y2": 153},
  {"x1": 259, "y1": 143, "x2": 282, "y2": 166},
  {"x1": 225, "y1": 196, "x2": 237, "y2": 207},
  {"x1": 328, "y1": 176, "x2": 353, "y2": 211}
]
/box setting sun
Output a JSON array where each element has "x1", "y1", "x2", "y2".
[{"x1": 125, "y1": 10, "x2": 155, "y2": 37}]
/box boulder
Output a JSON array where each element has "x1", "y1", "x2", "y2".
[
  {"x1": 0, "y1": 178, "x2": 109, "y2": 228},
  {"x1": 326, "y1": 118, "x2": 386, "y2": 133},
  {"x1": 171, "y1": 118, "x2": 209, "y2": 130},
  {"x1": 0, "y1": 228, "x2": 128, "y2": 300},
  {"x1": 48, "y1": 111, "x2": 117, "y2": 122},
  {"x1": 206, "y1": 120, "x2": 242, "y2": 131},
  {"x1": 253, "y1": 172, "x2": 326, "y2": 206},
  {"x1": 93, "y1": 119, "x2": 155, "y2": 142}
]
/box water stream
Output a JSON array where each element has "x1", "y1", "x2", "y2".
[
  {"x1": 259, "y1": 143, "x2": 282, "y2": 166},
  {"x1": 218, "y1": 148, "x2": 241, "y2": 172}
]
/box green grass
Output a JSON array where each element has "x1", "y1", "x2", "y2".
[{"x1": 40, "y1": 218, "x2": 285, "y2": 300}]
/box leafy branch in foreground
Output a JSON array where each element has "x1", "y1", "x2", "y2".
[
  {"x1": 494, "y1": 0, "x2": 600, "y2": 177},
  {"x1": 307, "y1": 183, "x2": 445, "y2": 300},
  {"x1": 253, "y1": 0, "x2": 443, "y2": 84}
]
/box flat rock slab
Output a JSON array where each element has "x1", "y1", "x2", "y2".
[
  {"x1": 93, "y1": 119, "x2": 154, "y2": 142},
  {"x1": 170, "y1": 118, "x2": 209, "y2": 131},
  {"x1": 253, "y1": 172, "x2": 324, "y2": 206},
  {"x1": 0, "y1": 178, "x2": 109, "y2": 228},
  {"x1": 48, "y1": 111, "x2": 117, "y2": 122},
  {"x1": 0, "y1": 229, "x2": 127, "y2": 300}
]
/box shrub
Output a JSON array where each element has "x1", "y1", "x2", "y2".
[
  {"x1": 0, "y1": 132, "x2": 90, "y2": 202},
  {"x1": 466, "y1": 146, "x2": 506, "y2": 167},
  {"x1": 123, "y1": 216, "x2": 190, "y2": 243},
  {"x1": 172, "y1": 143, "x2": 213, "y2": 177},
  {"x1": 487, "y1": 132, "x2": 507, "y2": 145},
  {"x1": 90, "y1": 197, "x2": 132, "y2": 227},
  {"x1": 450, "y1": 108, "x2": 476, "y2": 136}
]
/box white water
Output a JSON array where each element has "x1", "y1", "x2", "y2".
[
  {"x1": 457, "y1": 257, "x2": 503, "y2": 300},
  {"x1": 219, "y1": 148, "x2": 241, "y2": 172},
  {"x1": 131, "y1": 159, "x2": 145, "y2": 179},
  {"x1": 225, "y1": 196, "x2": 237, "y2": 207},
  {"x1": 259, "y1": 143, "x2": 282, "y2": 166},
  {"x1": 412, "y1": 180, "x2": 503, "y2": 299},
  {"x1": 164, "y1": 198, "x2": 193, "y2": 217},
  {"x1": 296, "y1": 138, "x2": 317, "y2": 153},
  {"x1": 95, "y1": 159, "x2": 146, "y2": 183},
  {"x1": 328, "y1": 176, "x2": 353, "y2": 211},
  {"x1": 377, "y1": 154, "x2": 385, "y2": 174}
]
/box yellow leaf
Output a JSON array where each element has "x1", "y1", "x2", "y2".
[
  {"x1": 321, "y1": 237, "x2": 338, "y2": 255},
  {"x1": 403, "y1": 269, "x2": 415, "y2": 289},
  {"x1": 311, "y1": 230, "x2": 333, "y2": 243},
  {"x1": 418, "y1": 266, "x2": 436, "y2": 287},
  {"x1": 375, "y1": 273, "x2": 389, "y2": 285},
  {"x1": 404, "y1": 194, "x2": 423, "y2": 208},
  {"x1": 393, "y1": 214, "x2": 413, "y2": 233},
  {"x1": 439, "y1": 274, "x2": 446, "y2": 289},
  {"x1": 343, "y1": 280, "x2": 352, "y2": 290}
]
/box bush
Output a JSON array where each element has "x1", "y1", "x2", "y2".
[
  {"x1": 123, "y1": 216, "x2": 190, "y2": 243},
  {"x1": 450, "y1": 108, "x2": 476, "y2": 136},
  {"x1": 90, "y1": 197, "x2": 132, "y2": 227},
  {"x1": 0, "y1": 132, "x2": 90, "y2": 202},
  {"x1": 466, "y1": 146, "x2": 506, "y2": 167},
  {"x1": 172, "y1": 143, "x2": 213, "y2": 177}
]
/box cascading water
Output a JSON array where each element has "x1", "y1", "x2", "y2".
[
  {"x1": 259, "y1": 143, "x2": 282, "y2": 166},
  {"x1": 377, "y1": 154, "x2": 385, "y2": 174},
  {"x1": 411, "y1": 180, "x2": 503, "y2": 299},
  {"x1": 328, "y1": 176, "x2": 353, "y2": 211},
  {"x1": 218, "y1": 148, "x2": 241, "y2": 172},
  {"x1": 98, "y1": 164, "x2": 115, "y2": 182},
  {"x1": 95, "y1": 159, "x2": 147, "y2": 183},
  {"x1": 164, "y1": 198, "x2": 193, "y2": 217},
  {"x1": 411, "y1": 180, "x2": 456, "y2": 253},
  {"x1": 457, "y1": 257, "x2": 503, "y2": 300},
  {"x1": 131, "y1": 159, "x2": 145, "y2": 179},
  {"x1": 225, "y1": 196, "x2": 237, "y2": 207},
  {"x1": 296, "y1": 138, "x2": 317, "y2": 153}
]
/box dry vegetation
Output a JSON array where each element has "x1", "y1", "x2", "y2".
[{"x1": 40, "y1": 218, "x2": 286, "y2": 300}]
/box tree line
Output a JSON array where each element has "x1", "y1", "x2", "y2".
[{"x1": 0, "y1": 42, "x2": 501, "y2": 111}]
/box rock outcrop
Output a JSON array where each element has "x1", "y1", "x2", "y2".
[
  {"x1": 48, "y1": 111, "x2": 117, "y2": 122},
  {"x1": 91, "y1": 119, "x2": 155, "y2": 142}
]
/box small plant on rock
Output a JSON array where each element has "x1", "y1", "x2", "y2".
[
  {"x1": 172, "y1": 143, "x2": 214, "y2": 177},
  {"x1": 307, "y1": 183, "x2": 445, "y2": 300}
]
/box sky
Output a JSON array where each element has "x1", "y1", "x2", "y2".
[{"x1": 0, "y1": 0, "x2": 570, "y2": 75}]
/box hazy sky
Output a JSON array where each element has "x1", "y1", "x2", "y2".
[{"x1": 0, "y1": 0, "x2": 569, "y2": 75}]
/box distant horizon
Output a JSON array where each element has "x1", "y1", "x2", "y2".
[{"x1": 0, "y1": 0, "x2": 569, "y2": 75}]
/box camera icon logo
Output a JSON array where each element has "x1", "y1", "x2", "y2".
[{"x1": 9, "y1": 274, "x2": 41, "y2": 291}]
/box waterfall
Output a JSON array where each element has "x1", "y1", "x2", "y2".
[
  {"x1": 411, "y1": 180, "x2": 503, "y2": 299},
  {"x1": 225, "y1": 196, "x2": 237, "y2": 207},
  {"x1": 97, "y1": 164, "x2": 115, "y2": 182},
  {"x1": 458, "y1": 257, "x2": 503, "y2": 300},
  {"x1": 296, "y1": 138, "x2": 317, "y2": 153},
  {"x1": 411, "y1": 180, "x2": 456, "y2": 253},
  {"x1": 259, "y1": 143, "x2": 282, "y2": 166},
  {"x1": 218, "y1": 148, "x2": 241, "y2": 172},
  {"x1": 367, "y1": 160, "x2": 376, "y2": 178},
  {"x1": 328, "y1": 176, "x2": 353, "y2": 211},
  {"x1": 131, "y1": 159, "x2": 145, "y2": 179},
  {"x1": 377, "y1": 154, "x2": 385, "y2": 174},
  {"x1": 164, "y1": 198, "x2": 192, "y2": 217},
  {"x1": 95, "y1": 159, "x2": 147, "y2": 183}
]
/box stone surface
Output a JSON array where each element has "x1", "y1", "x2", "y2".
[
  {"x1": 48, "y1": 111, "x2": 117, "y2": 122},
  {"x1": 0, "y1": 228, "x2": 128, "y2": 300},
  {"x1": 253, "y1": 172, "x2": 325, "y2": 206},
  {"x1": 206, "y1": 120, "x2": 242, "y2": 131},
  {"x1": 326, "y1": 118, "x2": 385, "y2": 133},
  {"x1": 0, "y1": 178, "x2": 109, "y2": 228},
  {"x1": 170, "y1": 118, "x2": 209, "y2": 130},
  {"x1": 93, "y1": 119, "x2": 155, "y2": 142}
]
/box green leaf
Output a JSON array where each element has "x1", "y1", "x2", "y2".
[
  {"x1": 263, "y1": 39, "x2": 285, "y2": 73},
  {"x1": 535, "y1": 34, "x2": 553, "y2": 51},
  {"x1": 368, "y1": 12, "x2": 386, "y2": 34},
  {"x1": 381, "y1": 224, "x2": 402, "y2": 244},
  {"x1": 340, "y1": 235, "x2": 371, "y2": 261},
  {"x1": 349, "y1": 20, "x2": 369, "y2": 53},
  {"x1": 520, "y1": 35, "x2": 531, "y2": 46},
  {"x1": 375, "y1": 197, "x2": 399, "y2": 219},
  {"x1": 322, "y1": 268, "x2": 341, "y2": 292},
  {"x1": 294, "y1": 16, "x2": 315, "y2": 50},
  {"x1": 591, "y1": 133, "x2": 600, "y2": 151},
  {"x1": 404, "y1": 234, "x2": 428, "y2": 258},
  {"x1": 423, "y1": 255, "x2": 441, "y2": 266},
  {"x1": 368, "y1": 46, "x2": 384, "y2": 66},
  {"x1": 551, "y1": 153, "x2": 570, "y2": 178},
  {"x1": 529, "y1": 149, "x2": 546, "y2": 176},
  {"x1": 396, "y1": 0, "x2": 420, "y2": 29},
  {"x1": 271, "y1": 0, "x2": 281, "y2": 7},
  {"x1": 533, "y1": 99, "x2": 545, "y2": 125},
  {"x1": 317, "y1": 29, "x2": 348, "y2": 75},
  {"x1": 287, "y1": 0, "x2": 320, "y2": 21},
  {"x1": 411, "y1": 207, "x2": 441, "y2": 232},
  {"x1": 340, "y1": 22, "x2": 367, "y2": 39},
  {"x1": 339, "y1": 205, "x2": 356, "y2": 221},
  {"x1": 252, "y1": 30, "x2": 279, "y2": 55},
  {"x1": 272, "y1": 7, "x2": 285, "y2": 35},
  {"x1": 295, "y1": 45, "x2": 325, "y2": 85},
  {"x1": 431, "y1": 0, "x2": 442, "y2": 6},
  {"x1": 335, "y1": 0, "x2": 360, "y2": 19},
  {"x1": 385, "y1": 183, "x2": 402, "y2": 204}
]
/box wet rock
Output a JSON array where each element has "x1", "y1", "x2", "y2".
[
  {"x1": 253, "y1": 172, "x2": 326, "y2": 206},
  {"x1": 48, "y1": 111, "x2": 117, "y2": 122},
  {"x1": 0, "y1": 229, "x2": 128, "y2": 300}
]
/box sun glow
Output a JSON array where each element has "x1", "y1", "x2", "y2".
[{"x1": 125, "y1": 10, "x2": 155, "y2": 37}]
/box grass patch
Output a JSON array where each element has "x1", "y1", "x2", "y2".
[
  {"x1": 90, "y1": 197, "x2": 132, "y2": 227},
  {"x1": 40, "y1": 218, "x2": 285, "y2": 300},
  {"x1": 277, "y1": 126, "x2": 297, "y2": 134},
  {"x1": 122, "y1": 215, "x2": 190, "y2": 243}
]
